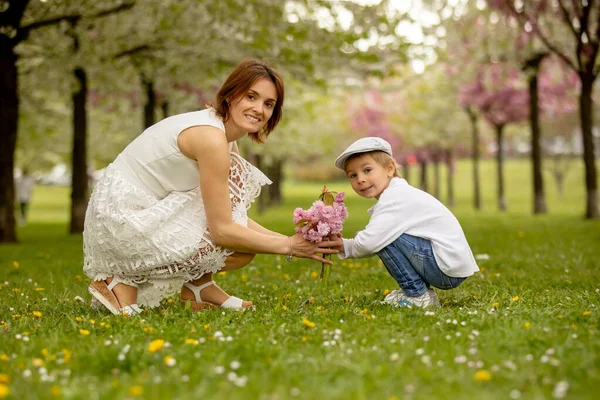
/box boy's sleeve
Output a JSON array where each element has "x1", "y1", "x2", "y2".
[
  {"x1": 342, "y1": 198, "x2": 405, "y2": 259},
  {"x1": 338, "y1": 238, "x2": 357, "y2": 259}
]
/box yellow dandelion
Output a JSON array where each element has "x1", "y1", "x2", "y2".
[
  {"x1": 89, "y1": 320, "x2": 95, "y2": 325},
  {"x1": 50, "y1": 385, "x2": 61, "y2": 397},
  {"x1": 557, "y1": 315, "x2": 564, "y2": 319},
  {"x1": 35, "y1": 288, "x2": 44, "y2": 291},
  {"x1": 11, "y1": 288, "x2": 20, "y2": 292},
  {"x1": 301, "y1": 336, "x2": 308, "y2": 342},
  {"x1": 32, "y1": 358, "x2": 44, "y2": 368},
  {"x1": 62, "y1": 349, "x2": 72, "y2": 362},
  {"x1": 344, "y1": 296, "x2": 350, "y2": 303},
  {"x1": 203, "y1": 324, "x2": 210, "y2": 330},
  {"x1": 163, "y1": 355, "x2": 176, "y2": 367},
  {"x1": 79, "y1": 329, "x2": 90, "y2": 336},
  {"x1": 571, "y1": 324, "x2": 577, "y2": 329},
  {"x1": 480, "y1": 267, "x2": 486, "y2": 272},
  {"x1": 148, "y1": 339, "x2": 165, "y2": 353},
  {"x1": 0, "y1": 355, "x2": 8, "y2": 362},
  {"x1": 75, "y1": 317, "x2": 84, "y2": 323},
  {"x1": 383, "y1": 289, "x2": 391, "y2": 296},
  {"x1": 283, "y1": 293, "x2": 292, "y2": 300},
  {"x1": 317, "y1": 306, "x2": 323, "y2": 311},
  {"x1": 143, "y1": 327, "x2": 154, "y2": 334},
  {"x1": 217, "y1": 271, "x2": 227, "y2": 276},
  {"x1": 474, "y1": 369, "x2": 492, "y2": 381},
  {"x1": 524, "y1": 322, "x2": 531, "y2": 328},
  {"x1": 128, "y1": 385, "x2": 144, "y2": 397},
  {"x1": 302, "y1": 317, "x2": 315, "y2": 328},
  {"x1": 0, "y1": 384, "x2": 10, "y2": 399},
  {"x1": 12, "y1": 314, "x2": 20, "y2": 319},
  {"x1": 41, "y1": 348, "x2": 48, "y2": 357},
  {"x1": 283, "y1": 273, "x2": 290, "y2": 280},
  {"x1": 583, "y1": 311, "x2": 592, "y2": 316},
  {"x1": 310, "y1": 271, "x2": 319, "y2": 279},
  {"x1": 281, "y1": 305, "x2": 287, "y2": 311},
  {"x1": 99, "y1": 322, "x2": 106, "y2": 327},
  {"x1": 12, "y1": 261, "x2": 19, "y2": 269},
  {"x1": 0, "y1": 374, "x2": 8, "y2": 384},
  {"x1": 511, "y1": 296, "x2": 519, "y2": 302},
  {"x1": 360, "y1": 308, "x2": 368, "y2": 315},
  {"x1": 241, "y1": 274, "x2": 248, "y2": 282},
  {"x1": 492, "y1": 302, "x2": 499, "y2": 308},
  {"x1": 185, "y1": 338, "x2": 198, "y2": 345},
  {"x1": 307, "y1": 297, "x2": 315, "y2": 304}
]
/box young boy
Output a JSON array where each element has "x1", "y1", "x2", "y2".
[{"x1": 334, "y1": 137, "x2": 479, "y2": 308}]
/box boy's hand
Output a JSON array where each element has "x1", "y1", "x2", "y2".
[{"x1": 327, "y1": 233, "x2": 344, "y2": 255}]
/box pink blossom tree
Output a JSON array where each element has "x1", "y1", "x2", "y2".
[
  {"x1": 487, "y1": 0, "x2": 600, "y2": 218},
  {"x1": 460, "y1": 63, "x2": 529, "y2": 211}
]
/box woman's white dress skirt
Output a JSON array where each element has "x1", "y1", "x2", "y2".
[{"x1": 83, "y1": 152, "x2": 270, "y2": 308}]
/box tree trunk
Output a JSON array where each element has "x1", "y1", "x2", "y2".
[
  {"x1": 70, "y1": 67, "x2": 89, "y2": 234},
  {"x1": 495, "y1": 124, "x2": 507, "y2": 211},
  {"x1": 143, "y1": 79, "x2": 156, "y2": 129},
  {"x1": 554, "y1": 171, "x2": 565, "y2": 198},
  {"x1": 466, "y1": 107, "x2": 481, "y2": 210},
  {"x1": 433, "y1": 154, "x2": 440, "y2": 200},
  {"x1": 267, "y1": 159, "x2": 283, "y2": 206},
  {"x1": 402, "y1": 163, "x2": 410, "y2": 184},
  {"x1": 254, "y1": 154, "x2": 268, "y2": 214},
  {"x1": 419, "y1": 160, "x2": 428, "y2": 193},
  {"x1": 579, "y1": 75, "x2": 599, "y2": 218},
  {"x1": 446, "y1": 148, "x2": 455, "y2": 207},
  {"x1": 0, "y1": 40, "x2": 19, "y2": 243},
  {"x1": 529, "y1": 69, "x2": 547, "y2": 214}
]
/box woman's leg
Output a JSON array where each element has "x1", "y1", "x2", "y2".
[
  {"x1": 181, "y1": 253, "x2": 255, "y2": 307},
  {"x1": 105, "y1": 277, "x2": 138, "y2": 307}
]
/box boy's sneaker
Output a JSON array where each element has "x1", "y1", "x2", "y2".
[
  {"x1": 382, "y1": 288, "x2": 441, "y2": 308},
  {"x1": 427, "y1": 289, "x2": 441, "y2": 307},
  {"x1": 381, "y1": 289, "x2": 404, "y2": 305},
  {"x1": 397, "y1": 290, "x2": 440, "y2": 308}
]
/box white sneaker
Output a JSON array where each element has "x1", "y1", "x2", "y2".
[
  {"x1": 427, "y1": 288, "x2": 441, "y2": 307},
  {"x1": 398, "y1": 290, "x2": 440, "y2": 308},
  {"x1": 381, "y1": 289, "x2": 405, "y2": 305}
]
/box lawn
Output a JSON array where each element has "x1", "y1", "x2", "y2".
[{"x1": 0, "y1": 158, "x2": 599, "y2": 400}]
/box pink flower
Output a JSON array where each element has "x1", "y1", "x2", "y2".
[{"x1": 294, "y1": 187, "x2": 348, "y2": 243}]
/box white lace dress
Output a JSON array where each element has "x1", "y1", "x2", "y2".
[{"x1": 82, "y1": 109, "x2": 271, "y2": 307}]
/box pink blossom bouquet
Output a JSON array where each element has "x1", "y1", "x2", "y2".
[{"x1": 293, "y1": 186, "x2": 348, "y2": 279}]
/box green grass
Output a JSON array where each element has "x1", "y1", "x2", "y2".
[{"x1": 1, "y1": 158, "x2": 599, "y2": 400}]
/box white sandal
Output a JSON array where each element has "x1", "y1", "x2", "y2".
[
  {"x1": 181, "y1": 281, "x2": 251, "y2": 311},
  {"x1": 88, "y1": 278, "x2": 142, "y2": 316}
]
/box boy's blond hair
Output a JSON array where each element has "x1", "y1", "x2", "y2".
[{"x1": 344, "y1": 151, "x2": 401, "y2": 178}]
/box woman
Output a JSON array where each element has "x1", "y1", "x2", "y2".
[{"x1": 84, "y1": 58, "x2": 340, "y2": 315}]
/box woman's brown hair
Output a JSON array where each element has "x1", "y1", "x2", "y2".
[{"x1": 212, "y1": 58, "x2": 284, "y2": 143}]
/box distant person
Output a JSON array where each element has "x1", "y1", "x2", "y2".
[
  {"x1": 83, "y1": 58, "x2": 340, "y2": 315},
  {"x1": 16, "y1": 167, "x2": 35, "y2": 225},
  {"x1": 330, "y1": 137, "x2": 479, "y2": 308}
]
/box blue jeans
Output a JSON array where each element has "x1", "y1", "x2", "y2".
[{"x1": 377, "y1": 234, "x2": 466, "y2": 297}]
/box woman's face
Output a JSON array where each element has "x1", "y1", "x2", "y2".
[{"x1": 228, "y1": 78, "x2": 278, "y2": 138}]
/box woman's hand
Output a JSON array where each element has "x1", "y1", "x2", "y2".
[{"x1": 290, "y1": 233, "x2": 342, "y2": 264}]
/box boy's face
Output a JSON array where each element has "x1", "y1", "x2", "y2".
[{"x1": 345, "y1": 154, "x2": 395, "y2": 200}]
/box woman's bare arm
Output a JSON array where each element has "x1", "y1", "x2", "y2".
[{"x1": 178, "y1": 126, "x2": 339, "y2": 263}]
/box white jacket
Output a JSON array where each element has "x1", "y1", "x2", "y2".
[{"x1": 341, "y1": 178, "x2": 479, "y2": 278}]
